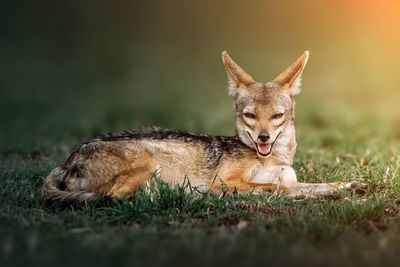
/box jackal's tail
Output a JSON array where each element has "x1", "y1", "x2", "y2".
[{"x1": 41, "y1": 167, "x2": 99, "y2": 204}]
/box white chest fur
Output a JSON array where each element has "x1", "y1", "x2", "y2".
[{"x1": 248, "y1": 165, "x2": 297, "y2": 184}]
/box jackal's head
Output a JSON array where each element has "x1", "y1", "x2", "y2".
[{"x1": 222, "y1": 51, "x2": 309, "y2": 158}]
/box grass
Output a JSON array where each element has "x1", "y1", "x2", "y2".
[
  {"x1": 2, "y1": 23, "x2": 400, "y2": 265},
  {"x1": 2, "y1": 111, "x2": 400, "y2": 267}
]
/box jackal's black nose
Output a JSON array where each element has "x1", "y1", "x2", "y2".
[{"x1": 257, "y1": 132, "x2": 270, "y2": 142}]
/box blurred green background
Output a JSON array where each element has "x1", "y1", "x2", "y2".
[
  {"x1": 3, "y1": 2, "x2": 400, "y2": 266},
  {"x1": 1, "y1": 0, "x2": 400, "y2": 153}
]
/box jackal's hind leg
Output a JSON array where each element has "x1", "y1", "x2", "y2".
[{"x1": 106, "y1": 168, "x2": 153, "y2": 199}]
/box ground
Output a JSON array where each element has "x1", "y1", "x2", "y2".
[{"x1": 2, "y1": 81, "x2": 400, "y2": 267}]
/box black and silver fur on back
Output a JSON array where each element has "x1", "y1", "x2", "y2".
[{"x1": 67, "y1": 127, "x2": 250, "y2": 168}]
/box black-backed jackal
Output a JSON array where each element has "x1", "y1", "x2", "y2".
[{"x1": 41, "y1": 51, "x2": 366, "y2": 203}]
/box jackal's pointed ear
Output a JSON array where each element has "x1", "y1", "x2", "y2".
[
  {"x1": 273, "y1": 51, "x2": 309, "y2": 95},
  {"x1": 222, "y1": 51, "x2": 254, "y2": 96}
]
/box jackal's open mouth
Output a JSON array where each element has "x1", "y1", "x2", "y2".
[
  {"x1": 256, "y1": 143, "x2": 272, "y2": 156},
  {"x1": 247, "y1": 131, "x2": 282, "y2": 157}
]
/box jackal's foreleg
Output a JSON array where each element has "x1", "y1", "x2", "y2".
[
  {"x1": 265, "y1": 167, "x2": 367, "y2": 197},
  {"x1": 282, "y1": 181, "x2": 367, "y2": 198}
]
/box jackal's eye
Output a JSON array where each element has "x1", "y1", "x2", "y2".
[
  {"x1": 272, "y1": 113, "x2": 284, "y2": 120},
  {"x1": 244, "y1": 112, "x2": 256, "y2": 119}
]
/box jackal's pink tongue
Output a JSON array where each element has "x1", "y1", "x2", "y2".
[{"x1": 257, "y1": 143, "x2": 271, "y2": 155}]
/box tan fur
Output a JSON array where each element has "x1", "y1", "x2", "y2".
[{"x1": 41, "y1": 51, "x2": 366, "y2": 204}]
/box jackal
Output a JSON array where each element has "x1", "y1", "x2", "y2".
[{"x1": 41, "y1": 51, "x2": 365, "y2": 203}]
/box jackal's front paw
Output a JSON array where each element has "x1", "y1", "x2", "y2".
[{"x1": 342, "y1": 181, "x2": 368, "y2": 194}]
